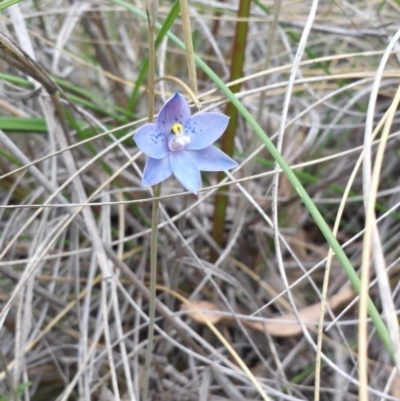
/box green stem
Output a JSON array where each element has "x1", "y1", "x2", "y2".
[
  {"x1": 200, "y1": 60, "x2": 394, "y2": 359},
  {"x1": 185, "y1": 36, "x2": 394, "y2": 363},
  {"x1": 142, "y1": 183, "x2": 161, "y2": 401},
  {"x1": 199, "y1": 68, "x2": 394, "y2": 360}
]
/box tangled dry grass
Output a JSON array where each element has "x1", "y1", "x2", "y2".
[{"x1": 0, "y1": 0, "x2": 400, "y2": 400}]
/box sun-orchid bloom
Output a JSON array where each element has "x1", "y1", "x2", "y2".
[{"x1": 134, "y1": 93, "x2": 238, "y2": 193}]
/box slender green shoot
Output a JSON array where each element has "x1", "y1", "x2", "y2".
[{"x1": 0, "y1": 0, "x2": 23, "y2": 11}]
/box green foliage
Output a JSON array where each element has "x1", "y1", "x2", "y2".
[
  {"x1": 0, "y1": 381, "x2": 32, "y2": 401},
  {"x1": 0, "y1": 0, "x2": 22, "y2": 11}
]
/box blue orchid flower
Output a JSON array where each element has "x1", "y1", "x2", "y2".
[{"x1": 134, "y1": 93, "x2": 238, "y2": 194}]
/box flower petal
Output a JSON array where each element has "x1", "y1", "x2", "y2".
[
  {"x1": 170, "y1": 151, "x2": 201, "y2": 193},
  {"x1": 186, "y1": 146, "x2": 238, "y2": 171},
  {"x1": 184, "y1": 112, "x2": 229, "y2": 150},
  {"x1": 142, "y1": 156, "x2": 172, "y2": 186},
  {"x1": 156, "y1": 93, "x2": 191, "y2": 134},
  {"x1": 135, "y1": 123, "x2": 169, "y2": 159}
]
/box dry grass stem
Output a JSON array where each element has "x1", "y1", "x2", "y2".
[{"x1": 0, "y1": 1, "x2": 399, "y2": 400}]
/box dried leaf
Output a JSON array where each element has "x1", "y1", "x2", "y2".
[
  {"x1": 182, "y1": 287, "x2": 354, "y2": 337},
  {"x1": 181, "y1": 300, "x2": 222, "y2": 324}
]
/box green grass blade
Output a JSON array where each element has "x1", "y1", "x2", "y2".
[
  {"x1": 0, "y1": 117, "x2": 47, "y2": 132},
  {"x1": 192, "y1": 59, "x2": 394, "y2": 360},
  {"x1": 126, "y1": 0, "x2": 180, "y2": 112},
  {"x1": 0, "y1": 0, "x2": 23, "y2": 11},
  {"x1": 108, "y1": 0, "x2": 394, "y2": 360}
]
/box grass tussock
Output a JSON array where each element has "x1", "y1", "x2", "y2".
[{"x1": 0, "y1": 1, "x2": 400, "y2": 400}]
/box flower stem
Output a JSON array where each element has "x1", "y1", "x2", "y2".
[
  {"x1": 142, "y1": 182, "x2": 161, "y2": 401},
  {"x1": 179, "y1": 0, "x2": 197, "y2": 94},
  {"x1": 142, "y1": 2, "x2": 159, "y2": 400}
]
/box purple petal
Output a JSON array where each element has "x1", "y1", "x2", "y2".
[
  {"x1": 186, "y1": 146, "x2": 238, "y2": 171},
  {"x1": 135, "y1": 123, "x2": 169, "y2": 159},
  {"x1": 184, "y1": 112, "x2": 229, "y2": 150},
  {"x1": 142, "y1": 156, "x2": 172, "y2": 186},
  {"x1": 156, "y1": 93, "x2": 191, "y2": 134},
  {"x1": 170, "y1": 151, "x2": 201, "y2": 193}
]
